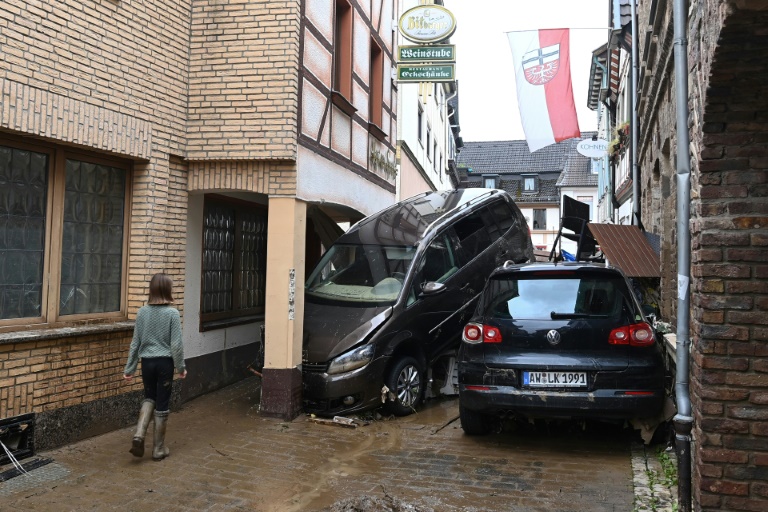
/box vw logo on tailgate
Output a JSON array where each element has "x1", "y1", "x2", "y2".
[{"x1": 546, "y1": 329, "x2": 561, "y2": 346}]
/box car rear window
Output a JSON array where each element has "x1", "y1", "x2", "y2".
[{"x1": 484, "y1": 274, "x2": 631, "y2": 321}]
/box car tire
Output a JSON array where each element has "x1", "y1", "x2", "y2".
[
  {"x1": 459, "y1": 404, "x2": 492, "y2": 435},
  {"x1": 384, "y1": 356, "x2": 424, "y2": 416}
]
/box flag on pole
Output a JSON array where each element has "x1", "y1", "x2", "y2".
[{"x1": 507, "y1": 29, "x2": 581, "y2": 153}]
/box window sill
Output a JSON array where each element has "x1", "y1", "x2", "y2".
[
  {"x1": 331, "y1": 91, "x2": 357, "y2": 117},
  {"x1": 368, "y1": 122, "x2": 388, "y2": 142},
  {"x1": 0, "y1": 321, "x2": 135, "y2": 346},
  {"x1": 200, "y1": 314, "x2": 264, "y2": 332}
]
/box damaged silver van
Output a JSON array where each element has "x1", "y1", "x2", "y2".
[{"x1": 302, "y1": 189, "x2": 534, "y2": 416}]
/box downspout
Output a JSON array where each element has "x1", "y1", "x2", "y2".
[
  {"x1": 630, "y1": 0, "x2": 640, "y2": 226},
  {"x1": 673, "y1": 0, "x2": 693, "y2": 510}
]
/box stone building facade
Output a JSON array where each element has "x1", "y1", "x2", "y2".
[
  {"x1": 1, "y1": 0, "x2": 397, "y2": 449},
  {"x1": 632, "y1": 0, "x2": 768, "y2": 510}
]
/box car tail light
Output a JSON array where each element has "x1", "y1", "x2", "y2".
[
  {"x1": 463, "y1": 323, "x2": 483, "y2": 344},
  {"x1": 462, "y1": 323, "x2": 503, "y2": 344},
  {"x1": 609, "y1": 323, "x2": 655, "y2": 347},
  {"x1": 483, "y1": 325, "x2": 502, "y2": 343}
]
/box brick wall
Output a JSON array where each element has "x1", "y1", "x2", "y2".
[
  {"x1": 0, "y1": 327, "x2": 135, "y2": 419},
  {"x1": 187, "y1": 0, "x2": 301, "y2": 160},
  {"x1": 636, "y1": 1, "x2": 768, "y2": 510},
  {"x1": 689, "y1": 5, "x2": 768, "y2": 509},
  {"x1": 0, "y1": 0, "x2": 301, "y2": 448},
  {"x1": 187, "y1": 160, "x2": 297, "y2": 196}
]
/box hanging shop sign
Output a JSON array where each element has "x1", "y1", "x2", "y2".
[
  {"x1": 398, "y1": 44, "x2": 455, "y2": 62},
  {"x1": 398, "y1": 5, "x2": 457, "y2": 44},
  {"x1": 396, "y1": 64, "x2": 455, "y2": 83},
  {"x1": 576, "y1": 138, "x2": 609, "y2": 158}
]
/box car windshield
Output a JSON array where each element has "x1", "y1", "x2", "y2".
[
  {"x1": 306, "y1": 243, "x2": 417, "y2": 304},
  {"x1": 483, "y1": 274, "x2": 633, "y2": 321}
]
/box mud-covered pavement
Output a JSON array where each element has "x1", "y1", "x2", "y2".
[{"x1": 1, "y1": 377, "x2": 658, "y2": 511}]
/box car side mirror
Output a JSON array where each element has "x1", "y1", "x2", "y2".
[{"x1": 420, "y1": 281, "x2": 446, "y2": 296}]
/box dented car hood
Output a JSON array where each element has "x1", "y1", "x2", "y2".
[{"x1": 302, "y1": 302, "x2": 393, "y2": 362}]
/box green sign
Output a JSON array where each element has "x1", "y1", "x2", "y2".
[
  {"x1": 398, "y1": 45, "x2": 455, "y2": 62},
  {"x1": 397, "y1": 64, "x2": 455, "y2": 83}
]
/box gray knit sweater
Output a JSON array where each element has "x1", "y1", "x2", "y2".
[{"x1": 124, "y1": 305, "x2": 185, "y2": 375}]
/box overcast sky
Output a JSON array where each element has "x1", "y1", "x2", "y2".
[{"x1": 446, "y1": 0, "x2": 610, "y2": 143}]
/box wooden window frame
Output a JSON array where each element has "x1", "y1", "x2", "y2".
[
  {"x1": 0, "y1": 135, "x2": 132, "y2": 332},
  {"x1": 369, "y1": 38, "x2": 384, "y2": 128},
  {"x1": 334, "y1": 0, "x2": 353, "y2": 101}
]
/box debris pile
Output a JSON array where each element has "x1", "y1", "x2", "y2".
[{"x1": 323, "y1": 495, "x2": 434, "y2": 512}]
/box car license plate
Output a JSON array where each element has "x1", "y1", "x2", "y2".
[{"x1": 523, "y1": 371, "x2": 587, "y2": 387}]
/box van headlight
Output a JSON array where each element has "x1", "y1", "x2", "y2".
[{"x1": 327, "y1": 344, "x2": 375, "y2": 375}]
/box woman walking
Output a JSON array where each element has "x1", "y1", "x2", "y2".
[{"x1": 124, "y1": 273, "x2": 187, "y2": 461}]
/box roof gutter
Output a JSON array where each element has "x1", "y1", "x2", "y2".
[{"x1": 672, "y1": 0, "x2": 693, "y2": 510}]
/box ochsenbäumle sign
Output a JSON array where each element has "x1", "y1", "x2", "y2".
[{"x1": 398, "y1": 5, "x2": 457, "y2": 44}]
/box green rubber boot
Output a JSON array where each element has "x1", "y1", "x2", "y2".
[
  {"x1": 152, "y1": 410, "x2": 171, "y2": 461},
  {"x1": 129, "y1": 399, "x2": 155, "y2": 457}
]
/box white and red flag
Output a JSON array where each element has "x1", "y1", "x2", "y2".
[{"x1": 507, "y1": 29, "x2": 580, "y2": 152}]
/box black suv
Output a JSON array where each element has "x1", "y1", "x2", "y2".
[{"x1": 457, "y1": 261, "x2": 665, "y2": 434}]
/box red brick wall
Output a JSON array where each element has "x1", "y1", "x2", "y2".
[{"x1": 688, "y1": 4, "x2": 768, "y2": 511}]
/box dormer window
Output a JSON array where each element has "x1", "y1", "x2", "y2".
[
  {"x1": 483, "y1": 175, "x2": 499, "y2": 189},
  {"x1": 522, "y1": 174, "x2": 537, "y2": 193}
]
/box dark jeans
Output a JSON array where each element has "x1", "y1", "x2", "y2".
[{"x1": 141, "y1": 357, "x2": 174, "y2": 412}]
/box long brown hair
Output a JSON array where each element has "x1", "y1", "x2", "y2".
[{"x1": 148, "y1": 273, "x2": 174, "y2": 305}]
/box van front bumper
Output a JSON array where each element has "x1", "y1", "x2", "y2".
[{"x1": 302, "y1": 356, "x2": 391, "y2": 416}]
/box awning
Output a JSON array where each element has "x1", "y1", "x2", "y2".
[{"x1": 587, "y1": 223, "x2": 660, "y2": 278}]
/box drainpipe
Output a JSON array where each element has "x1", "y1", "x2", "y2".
[
  {"x1": 630, "y1": 0, "x2": 640, "y2": 226},
  {"x1": 673, "y1": 0, "x2": 693, "y2": 510}
]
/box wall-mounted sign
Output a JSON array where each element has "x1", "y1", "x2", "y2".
[
  {"x1": 397, "y1": 64, "x2": 455, "y2": 83},
  {"x1": 370, "y1": 148, "x2": 397, "y2": 178},
  {"x1": 576, "y1": 138, "x2": 609, "y2": 158},
  {"x1": 398, "y1": 5, "x2": 457, "y2": 44},
  {"x1": 398, "y1": 44, "x2": 455, "y2": 62}
]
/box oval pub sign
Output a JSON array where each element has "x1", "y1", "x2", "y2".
[{"x1": 398, "y1": 5, "x2": 457, "y2": 44}]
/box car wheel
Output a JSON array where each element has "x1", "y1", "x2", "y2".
[
  {"x1": 459, "y1": 404, "x2": 492, "y2": 435},
  {"x1": 384, "y1": 356, "x2": 423, "y2": 416}
]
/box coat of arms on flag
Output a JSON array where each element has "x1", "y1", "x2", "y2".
[
  {"x1": 522, "y1": 44, "x2": 560, "y2": 85},
  {"x1": 508, "y1": 29, "x2": 580, "y2": 152}
]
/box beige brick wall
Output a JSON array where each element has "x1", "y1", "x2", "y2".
[
  {"x1": 187, "y1": 0, "x2": 301, "y2": 160},
  {"x1": 188, "y1": 160, "x2": 297, "y2": 195},
  {"x1": 0, "y1": 331, "x2": 135, "y2": 418}
]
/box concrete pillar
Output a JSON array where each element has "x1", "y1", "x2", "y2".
[{"x1": 260, "y1": 197, "x2": 306, "y2": 419}]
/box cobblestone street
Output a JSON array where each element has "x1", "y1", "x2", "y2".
[{"x1": 1, "y1": 377, "x2": 675, "y2": 511}]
